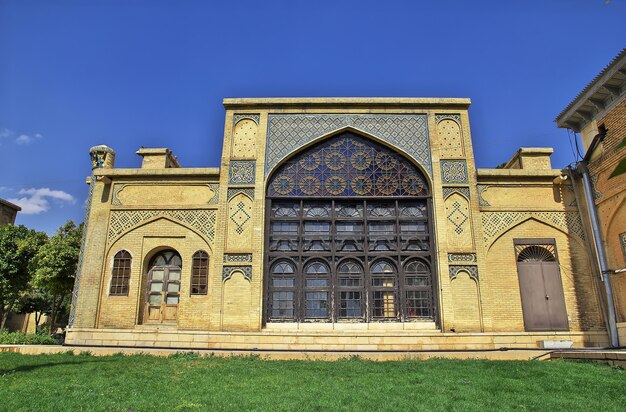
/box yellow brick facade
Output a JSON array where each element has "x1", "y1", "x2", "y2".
[{"x1": 66, "y1": 98, "x2": 611, "y2": 350}]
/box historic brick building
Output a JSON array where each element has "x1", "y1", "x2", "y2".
[
  {"x1": 0, "y1": 198, "x2": 20, "y2": 225},
  {"x1": 65, "y1": 97, "x2": 612, "y2": 350},
  {"x1": 555, "y1": 48, "x2": 626, "y2": 346}
]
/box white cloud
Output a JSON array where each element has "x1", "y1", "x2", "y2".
[
  {"x1": 16, "y1": 134, "x2": 32, "y2": 145},
  {"x1": 0, "y1": 128, "x2": 14, "y2": 141},
  {"x1": 0, "y1": 128, "x2": 44, "y2": 145},
  {"x1": 8, "y1": 188, "x2": 76, "y2": 215}
]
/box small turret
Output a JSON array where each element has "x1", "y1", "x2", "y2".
[{"x1": 89, "y1": 145, "x2": 116, "y2": 170}]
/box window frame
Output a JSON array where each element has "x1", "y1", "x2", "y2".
[
  {"x1": 109, "y1": 250, "x2": 132, "y2": 296},
  {"x1": 190, "y1": 250, "x2": 209, "y2": 296}
]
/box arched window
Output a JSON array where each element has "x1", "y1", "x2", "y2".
[
  {"x1": 270, "y1": 261, "x2": 296, "y2": 319},
  {"x1": 404, "y1": 259, "x2": 432, "y2": 318},
  {"x1": 304, "y1": 261, "x2": 330, "y2": 319},
  {"x1": 337, "y1": 260, "x2": 364, "y2": 319},
  {"x1": 110, "y1": 250, "x2": 131, "y2": 296},
  {"x1": 191, "y1": 251, "x2": 209, "y2": 295},
  {"x1": 371, "y1": 260, "x2": 397, "y2": 318}
]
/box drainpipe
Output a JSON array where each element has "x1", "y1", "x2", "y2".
[{"x1": 573, "y1": 163, "x2": 619, "y2": 347}]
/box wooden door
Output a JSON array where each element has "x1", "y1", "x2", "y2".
[
  {"x1": 516, "y1": 242, "x2": 568, "y2": 332},
  {"x1": 144, "y1": 251, "x2": 181, "y2": 324}
]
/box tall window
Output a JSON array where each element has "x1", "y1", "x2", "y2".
[
  {"x1": 191, "y1": 251, "x2": 209, "y2": 295},
  {"x1": 110, "y1": 250, "x2": 131, "y2": 296},
  {"x1": 265, "y1": 132, "x2": 436, "y2": 323}
]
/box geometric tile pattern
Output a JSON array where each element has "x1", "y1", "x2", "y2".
[
  {"x1": 449, "y1": 265, "x2": 479, "y2": 281},
  {"x1": 207, "y1": 183, "x2": 220, "y2": 205},
  {"x1": 590, "y1": 174, "x2": 602, "y2": 200},
  {"x1": 69, "y1": 173, "x2": 96, "y2": 328},
  {"x1": 227, "y1": 188, "x2": 255, "y2": 201},
  {"x1": 441, "y1": 159, "x2": 468, "y2": 184},
  {"x1": 447, "y1": 200, "x2": 469, "y2": 234},
  {"x1": 435, "y1": 113, "x2": 461, "y2": 124},
  {"x1": 108, "y1": 209, "x2": 217, "y2": 245},
  {"x1": 229, "y1": 160, "x2": 256, "y2": 185},
  {"x1": 265, "y1": 114, "x2": 431, "y2": 178},
  {"x1": 448, "y1": 253, "x2": 477, "y2": 263},
  {"x1": 223, "y1": 253, "x2": 253, "y2": 264},
  {"x1": 230, "y1": 200, "x2": 251, "y2": 235},
  {"x1": 233, "y1": 114, "x2": 260, "y2": 125},
  {"x1": 222, "y1": 265, "x2": 252, "y2": 281},
  {"x1": 481, "y1": 211, "x2": 585, "y2": 248},
  {"x1": 443, "y1": 187, "x2": 470, "y2": 200},
  {"x1": 476, "y1": 184, "x2": 490, "y2": 206},
  {"x1": 267, "y1": 133, "x2": 429, "y2": 198}
]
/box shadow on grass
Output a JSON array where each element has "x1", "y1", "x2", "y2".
[{"x1": 0, "y1": 357, "x2": 110, "y2": 376}]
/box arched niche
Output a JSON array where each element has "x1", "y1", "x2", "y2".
[
  {"x1": 264, "y1": 130, "x2": 437, "y2": 324},
  {"x1": 231, "y1": 119, "x2": 257, "y2": 159}
]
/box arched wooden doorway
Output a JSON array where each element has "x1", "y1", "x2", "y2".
[
  {"x1": 515, "y1": 239, "x2": 569, "y2": 331},
  {"x1": 143, "y1": 250, "x2": 182, "y2": 324},
  {"x1": 264, "y1": 131, "x2": 436, "y2": 323}
]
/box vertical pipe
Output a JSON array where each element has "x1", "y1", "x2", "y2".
[{"x1": 577, "y1": 163, "x2": 619, "y2": 347}]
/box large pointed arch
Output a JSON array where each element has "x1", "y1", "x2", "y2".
[
  {"x1": 264, "y1": 130, "x2": 437, "y2": 324},
  {"x1": 267, "y1": 130, "x2": 430, "y2": 198}
]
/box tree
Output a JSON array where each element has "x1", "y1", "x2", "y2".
[
  {"x1": 33, "y1": 221, "x2": 83, "y2": 334},
  {"x1": 15, "y1": 290, "x2": 51, "y2": 331},
  {"x1": 0, "y1": 225, "x2": 47, "y2": 330}
]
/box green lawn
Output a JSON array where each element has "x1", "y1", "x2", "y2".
[{"x1": 0, "y1": 352, "x2": 624, "y2": 411}]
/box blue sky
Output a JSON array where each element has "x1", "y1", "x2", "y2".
[{"x1": 1, "y1": 0, "x2": 625, "y2": 234}]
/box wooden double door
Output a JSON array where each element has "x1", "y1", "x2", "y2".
[
  {"x1": 515, "y1": 241, "x2": 569, "y2": 332},
  {"x1": 144, "y1": 250, "x2": 181, "y2": 324}
]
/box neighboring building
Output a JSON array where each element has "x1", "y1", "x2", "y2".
[
  {"x1": 66, "y1": 98, "x2": 609, "y2": 350},
  {"x1": 0, "y1": 198, "x2": 20, "y2": 225},
  {"x1": 555, "y1": 48, "x2": 626, "y2": 347}
]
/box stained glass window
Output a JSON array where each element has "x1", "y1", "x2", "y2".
[{"x1": 265, "y1": 132, "x2": 436, "y2": 323}]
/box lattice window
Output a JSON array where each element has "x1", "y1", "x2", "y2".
[
  {"x1": 515, "y1": 243, "x2": 557, "y2": 262},
  {"x1": 191, "y1": 251, "x2": 209, "y2": 295},
  {"x1": 265, "y1": 132, "x2": 435, "y2": 323},
  {"x1": 110, "y1": 250, "x2": 131, "y2": 296},
  {"x1": 267, "y1": 133, "x2": 428, "y2": 198}
]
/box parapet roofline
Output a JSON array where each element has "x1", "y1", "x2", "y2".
[
  {"x1": 0, "y1": 198, "x2": 21, "y2": 211},
  {"x1": 555, "y1": 48, "x2": 626, "y2": 131},
  {"x1": 223, "y1": 97, "x2": 471, "y2": 109}
]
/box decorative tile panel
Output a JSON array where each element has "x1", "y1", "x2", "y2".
[
  {"x1": 449, "y1": 265, "x2": 479, "y2": 281},
  {"x1": 227, "y1": 188, "x2": 255, "y2": 201},
  {"x1": 441, "y1": 160, "x2": 469, "y2": 184},
  {"x1": 590, "y1": 174, "x2": 602, "y2": 200},
  {"x1": 443, "y1": 187, "x2": 470, "y2": 200},
  {"x1": 234, "y1": 114, "x2": 260, "y2": 125},
  {"x1": 265, "y1": 114, "x2": 431, "y2": 178},
  {"x1": 207, "y1": 183, "x2": 220, "y2": 205},
  {"x1": 481, "y1": 211, "x2": 585, "y2": 247},
  {"x1": 267, "y1": 133, "x2": 429, "y2": 197},
  {"x1": 230, "y1": 199, "x2": 251, "y2": 235},
  {"x1": 222, "y1": 265, "x2": 252, "y2": 281},
  {"x1": 223, "y1": 253, "x2": 253, "y2": 264},
  {"x1": 620, "y1": 232, "x2": 626, "y2": 262},
  {"x1": 448, "y1": 253, "x2": 477, "y2": 263},
  {"x1": 447, "y1": 199, "x2": 469, "y2": 235},
  {"x1": 476, "y1": 184, "x2": 490, "y2": 207},
  {"x1": 435, "y1": 114, "x2": 461, "y2": 124},
  {"x1": 108, "y1": 210, "x2": 217, "y2": 245},
  {"x1": 229, "y1": 160, "x2": 256, "y2": 185},
  {"x1": 111, "y1": 183, "x2": 220, "y2": 206}
]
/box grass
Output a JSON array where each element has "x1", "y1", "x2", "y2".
[
  {"x1": 0, "y1": 330, "x2": 59, "y2": 345},
  {"x1": 0, "y1": 352, "x2": 624, "y2": 411}
]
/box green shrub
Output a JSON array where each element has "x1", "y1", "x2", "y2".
[{"x1": 0, "y1": 330, "x2": 60, "y2": 345}]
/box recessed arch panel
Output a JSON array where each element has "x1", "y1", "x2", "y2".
[{"x1": 264, "y1": 131, "x2": 437, "y2": 324}]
